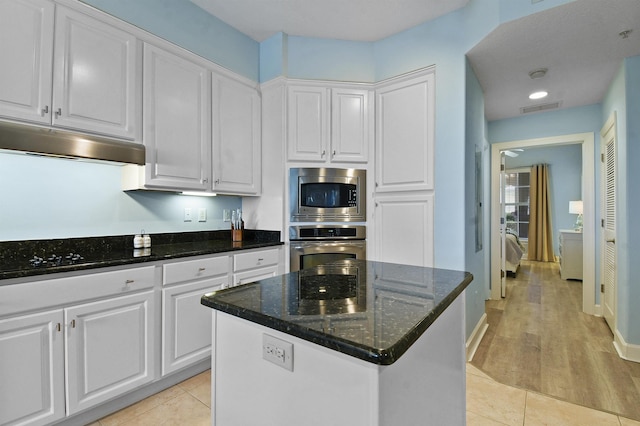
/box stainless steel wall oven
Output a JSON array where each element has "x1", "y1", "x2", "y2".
[{"x1": 289, "y1": 225, "x2": 366, "y2": 272}]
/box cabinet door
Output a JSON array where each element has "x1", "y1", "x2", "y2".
[
  {"x1": 375, "y1": 71, "x2": 434, "y2": 192},
  {"x1": 287, "y1": 85, "x2": 329, "y2": 162},
  {"x1": 331, "y1": 88, "x2": 369, "y2": 163},
  {"x1": 65, "y1": 291, "x2": 155, "y2": 415},
  {"x1": 143, "y1": 43, "x2": 211, "y2": 190},
  {"x1": 162, "y1": 277, "x2": 226, "y2": 376},
  {"x1": 52, "y1": 6, "x2": 140, "y2": 139},
  {"x1": 212, "y1": 74, "x2": 261, "y2": 195},
  {"x1": 0, "y1": 0, "x2": 54, "y2": 124},
  {"x1": 374, "y1": 194, "x2": 434, "y2": 267},
  {"x1": 0, "y1": 310, "x2": 65, "y2": 426}
]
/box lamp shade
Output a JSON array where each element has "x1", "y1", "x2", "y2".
[{"x1": 569, "y1": 200, "x2": 583, "y2": 215}]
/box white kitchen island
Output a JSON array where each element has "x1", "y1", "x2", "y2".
[{"x1": 201, "y1": 260, "x2": 473, "y2": 426}]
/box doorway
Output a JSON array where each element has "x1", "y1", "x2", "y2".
[{"x1": 490, "y1": 133, "x2": 596, "y2": 315}]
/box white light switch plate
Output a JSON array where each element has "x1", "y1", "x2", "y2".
[
  {"x1": 198, "y1": 208, "x2": 207, "y2": 222},
  {"x1": 184, "y1": 208, "x2": 192, "y2": 222}
]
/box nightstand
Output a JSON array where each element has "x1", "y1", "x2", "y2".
[{"x1": 559, "y1": 229, "x2": 583, "y2": 280}]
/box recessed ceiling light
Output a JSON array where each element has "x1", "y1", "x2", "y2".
[{"x1": 529, "y1": 91, "x2": 548, "y2": 100}]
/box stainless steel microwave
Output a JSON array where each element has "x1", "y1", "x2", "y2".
[{"x1": 290, "y1": 168, "x2": 366, "y2": 222}]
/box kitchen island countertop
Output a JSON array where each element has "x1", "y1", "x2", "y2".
[{"x1": 201, "y1": 259, "x2": 473, "y2": 365}]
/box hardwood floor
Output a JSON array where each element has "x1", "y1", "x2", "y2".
[{"x1": 471, "y1": 260, "x2": 640, "y2": 421}]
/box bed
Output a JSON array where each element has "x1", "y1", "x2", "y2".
[{"x1": 504, "y1": 232, "x2": 524, "y2": 276}]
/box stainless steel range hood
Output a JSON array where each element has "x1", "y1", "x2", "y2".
[{"x1": 0, "y1": 121, "x2": 145, "y2": 165}]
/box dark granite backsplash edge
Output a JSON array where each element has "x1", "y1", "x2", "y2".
[{"x1": 0, "y1": 230, "x2": 281, "y2": 266}]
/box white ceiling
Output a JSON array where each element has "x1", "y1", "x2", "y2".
[
  {"x1": 190, "y1": 0, "x2": 640, "y2": 121},
  {"x1": 467, "y1": 0, "x2": 640, "y2": 121}
]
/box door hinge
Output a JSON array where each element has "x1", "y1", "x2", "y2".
[
  {"x1": 500, "y1": 164, "x2": 505, "y2": 171},
  {"x1": 601, "y1": 153, "x2": 605, "y2": 163},
  {"x1": 601, "y1": 284, "x2": 605, "y2": 293},
  {"x1": 501, "y1": 270, "x2": 505, "y2": 278},
  {"x1": 601, "y1": 219, "x2": 605, "y2": 228}
]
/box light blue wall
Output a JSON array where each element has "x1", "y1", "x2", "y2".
[
  {"x1": 286, "y1": 37, "x2": 375, "y2": 83},
  {"x1": 259, "y1": 33, "x2": 287, "y2": 82},
  {"x1": 488, "y1": 104, "x2": 602, "y2": 143},
  {"x1": 465, "y1": 58, "x2": 491, "y2": 337},
  {"x1": 0, "y1": 154, "x2": 241, "y2": 241},
  {"x1": 81, "y1": 0, "x2": 259, "y2": 81},
  {"x1": 504, "y1": 145, "x2": 582, "y2": 255},
  {"x1": 603, "y1": 55, "x2": 640, "y2": 345}
]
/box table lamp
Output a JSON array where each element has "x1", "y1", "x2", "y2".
[{"x1": 569, "y1": 200, "x2": 583, "y2": 231}]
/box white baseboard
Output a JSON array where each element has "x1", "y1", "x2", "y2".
[
  {"x1": 613, "y1": 329, "x2": 640, "y2": 363},
  {"x1": 466, "y1": 313, "x2": 488, "y2": 362},
  {"x1": 593, "y1": 304, "x2": 602, "y2": 317}
]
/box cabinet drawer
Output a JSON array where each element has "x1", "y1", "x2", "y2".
[
  {"x1": 233, "y1": 248, "x2": 280, "y2": 272},
  {"x1": 0, "y1": 266, "x2": 156, "y2": 319},
  {"x1": 163, "y1": 256, "x2": 229, "y2": 286}
]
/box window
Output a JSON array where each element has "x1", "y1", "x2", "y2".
[{"x1": 504, "y1": 169, "x2": 530, "y2": 239}]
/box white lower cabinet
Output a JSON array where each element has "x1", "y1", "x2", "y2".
[
  {"x1": 0, "y1": 267, "x2": 156, "y2": 425},
  {"x1": 161, "y1": 256, "x2": 230, "y2": 376},
  {"x1": 232, "y1": 248, "x2": 282, "y2": 287},
  {"x1": 65, "y1": 291, "x2": 155, "y2": 415},
  {"x1": 0, "y1": 310, "x2": 65, "y2": 426}
]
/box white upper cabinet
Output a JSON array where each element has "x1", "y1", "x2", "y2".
[
  {"x1": 0, "y1": 0, "x2": 54, "y2": 125},
  {"x1": 0, "y1": 0, "x2": 141, "y2": 140},
  {"x1": 52, "y1": 6, "x2": 141, "y2": 140},
  {"x1": 331, "y1": 88, "x2": 370, "y2": 163},
  {"x1": 143, "y1": 43, "x2": 211, "y2": 191},
  {"x1": 375, "y1": 70, "x2": 435, "y2": 192},
  {"x1": 287, "y1": 84, "x2": 369, "y2": 164},
  {"x1": 212, "y1": 73, "x2": 261, "y2": 195}
]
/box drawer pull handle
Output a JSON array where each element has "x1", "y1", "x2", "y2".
[
  {"x1": 125, "y1": 279, "x2": 135, "y2": 284},
  {"x1": 607, "y1": 238, "x2": 615, "y2": 244},
  {"x1": 71, "y1": 319, "x2": 76, "y2": 328},
  {"x1": 199, "y1": 267, "x2": 206, "y2": 271},
  {"x1": 42, "y1": 105, "x2": 49, "y2": 116},
  {"x1": 257, "y1": 258, "x2": 264, "y2": 262},
  {"x1": 56, "y1": 323, "x2": 61, "y2": 332},
  {"x1": 55, "y1": 107, "x2": 62, "y2": 117}
]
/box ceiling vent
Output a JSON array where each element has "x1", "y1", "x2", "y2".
[{"x1": 520, "y1": 101, "x2": 561, "y2": 115}]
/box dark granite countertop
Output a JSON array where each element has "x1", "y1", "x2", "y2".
[
  {"x1": 201, "y1": 259, "x2": 473, "y2": 365},
  {"x1": 0, "y1": 230, "x2": 282, "y2": 282}
]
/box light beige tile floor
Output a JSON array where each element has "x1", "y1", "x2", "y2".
[{"x1": 94, "y1": 366, "x2": 640, "y2": 425}]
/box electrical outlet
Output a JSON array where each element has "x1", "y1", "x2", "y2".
[
  {"x1": 198, "y1": 208, "x2": 207, "y2": 222},
  {"x1": 223, "y1": 209, "x2": 230, "y2": 222},
  {"x1": 263, "y1": 334, "x2": 293, "y2": 371},
  {"x1": 184, "y1": 207, "x2": 192, "y2": 222}
]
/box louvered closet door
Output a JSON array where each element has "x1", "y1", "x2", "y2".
[{"x1": 601, "y1": 113, "x2": 617, "y2": 332}]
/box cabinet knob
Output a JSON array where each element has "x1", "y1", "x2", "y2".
[
  {"x1": 55, "y1": 108, "x2": 62, "y2": 117},
  {"x1": 321, "y1": 150, "x2": 326, "y2": 157},
  {"x1": 42, "y1": 105, "x2": 49, "y2": 116},
  {"x1": 203, "y1": 178, "x2": 208, "y2": 183},
  {"x1": 332, "y1": 150, "x2": 336, "y2": 156},
  {"x1": 215, "y1": 179, "x2": 220, "y2": 184}
]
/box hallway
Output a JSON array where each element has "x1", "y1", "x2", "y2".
[{"x1": 471, "y1": 260, "x2": 640, "y2": 421}]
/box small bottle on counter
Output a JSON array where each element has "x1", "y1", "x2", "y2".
[{"x1": 133, "y1": 234, "x2": 143, "y2": 249}]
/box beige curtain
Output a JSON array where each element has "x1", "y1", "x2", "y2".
[{"x1": 528, "y1": 164, "x2": 555, "y2": 261}]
